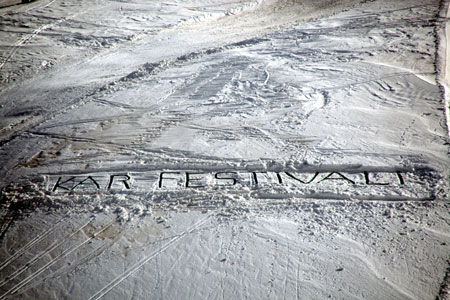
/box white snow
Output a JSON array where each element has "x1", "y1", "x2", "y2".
[{"x1": 0, "y1": 0, "x2": 449, "y2": 299}]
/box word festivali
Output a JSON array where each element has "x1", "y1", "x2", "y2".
[{"x1": 51, "y1": 170, "x2": 407, "y2": 192}]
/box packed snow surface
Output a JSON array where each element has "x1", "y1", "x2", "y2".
[{"x1": 0, "y1": 0, "x2": 449, "y2": 299}]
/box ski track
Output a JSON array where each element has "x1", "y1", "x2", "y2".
[
  {"x1": 336, "y1": 235, "x2": 417, "y2": 300},
  {"x1": 0, "y1": 0, "x2": 74, "y2": 71},
  {"x1": 0, "y1": 217, "x2": 64, "y2": 273},
  {"x1": 0, "y1": 218, "x2": 93, "y2": 291},
  {"x1": 0, "y1": 218, "x2": 113, "y2": 299},
  {"x1": 87, "y1": 214, "x2": 211, "y2": 300}
]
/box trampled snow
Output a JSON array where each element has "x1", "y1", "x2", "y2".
[{"x1": 0, "y1": 0, "x2": 449, "y2": 299}]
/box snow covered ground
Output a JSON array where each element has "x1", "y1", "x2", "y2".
[{"x1": 0, "y1": 0, "x2": 449, "y2": 299}]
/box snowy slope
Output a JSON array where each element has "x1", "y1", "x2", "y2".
[{"x1": 0, "y1": 0, "x2": 449, "y2": 299}]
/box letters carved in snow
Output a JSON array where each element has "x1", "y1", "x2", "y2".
[{"x1": 51, "y1": 170, "x2": 406, "y2": 192}]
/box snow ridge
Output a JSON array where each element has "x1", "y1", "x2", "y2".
[{"x1": 437, "y1": 0, "x2": 450, "y2": 140}]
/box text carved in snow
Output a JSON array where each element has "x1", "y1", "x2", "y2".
[{"x1": 50, "y1": 170, "x2": 405, "y2": 192}]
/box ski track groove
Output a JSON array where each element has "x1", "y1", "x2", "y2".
[
  {"x1": 0, "y1": 218, "x2": 112, "y2": 299},
  {"x1": 0, "y1": 217, "x2": 94, "y2": 290},
  {"x1": 37, "y1": 112, "x2": 140, "y2": 130},
  {"x1": 153, "y1": 239, "x2": 184, "y2": 299},
  {"x1": 336, "y1": 235, "x2": 417, "y2": 300},
  {"x1": 0, "y1": 1, "x2": 82, "y2": 72},
  {"x1": 263, "y1": 64, "x2": 270, "y2": 85},
  {"x1": 87, "y1": 214, "x2": 212, "y2": 300},
  {"x1": 0, "y1": 37, "x2": 266, "y2": 149},
  {"x1": 0, "y1": 217, "x2": 64, "y2": 273},
  {"x1": 26, "y1": 131, "x2": 128, "y2": 148},
  {"x1": 253, "y1": 192, "x2": 435, "y2": 202},
  {"x1": 23, "y1": 0, "x2": 58, "y2": 12}
]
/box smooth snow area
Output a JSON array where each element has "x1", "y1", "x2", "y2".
[{"x1": 0, "y1": 0, "x2": 449, "y2": 299}]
